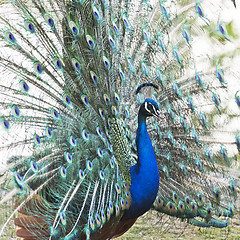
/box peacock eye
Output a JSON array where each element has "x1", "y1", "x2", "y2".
[{"x1": 148, "y1": 104, "x2": 153, "y2": 111}]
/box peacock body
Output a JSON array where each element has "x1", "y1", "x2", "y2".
[{"x1": 0, "y1": 0, "x2": 239, "y2": 239}]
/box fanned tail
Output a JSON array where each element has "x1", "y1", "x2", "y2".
[{"x1": 0, "y1": 0, "x2": 239, "y2": 239}]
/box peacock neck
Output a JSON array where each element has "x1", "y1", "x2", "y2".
[{"x1": 122, "y1": 111, "x2": 159, "y2": 220}]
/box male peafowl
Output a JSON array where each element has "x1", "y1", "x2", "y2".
[{"x1": 0, "y1": 0, "x2": 239, "y2": 239}]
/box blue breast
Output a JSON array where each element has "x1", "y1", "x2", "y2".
[{"x1": 123, "y1": 114, "x2": 159, "y2": 219}]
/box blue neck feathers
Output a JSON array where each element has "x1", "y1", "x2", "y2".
[{"x1": 122, "y1": 107, "x2": 159, "y2": 219}]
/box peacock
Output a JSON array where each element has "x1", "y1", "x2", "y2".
[{"x1": 0, "y1": 0, "x2": 239, "y2": 239}]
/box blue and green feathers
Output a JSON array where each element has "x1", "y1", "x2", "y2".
[{"x1": 0, "y1": 0, "x2": 239, "y2": 239}]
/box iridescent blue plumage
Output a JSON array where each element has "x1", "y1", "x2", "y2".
[{"x1": 123, "y1": 99, "x2": 160, "y2": 219}]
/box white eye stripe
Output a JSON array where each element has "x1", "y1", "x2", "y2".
[
  {"x1": 145, "y1": 102, "x2": 151, "y2": 112},
  {"x1": 153, "y1": 107, "x2": 158, "y2": 115},
  {"x1": 145, "y1": 102, "x2": 159, "y2": 115}
]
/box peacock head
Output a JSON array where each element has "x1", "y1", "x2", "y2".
[{"x1": 140, "y1": 98, "x2": 161, "y2": 118}]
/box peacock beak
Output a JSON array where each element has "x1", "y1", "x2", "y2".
[{"x1": 153, "y1": 109, "x2": 163, "y2": 120}]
